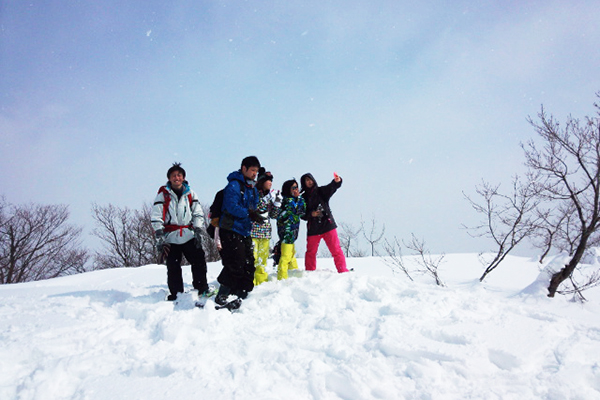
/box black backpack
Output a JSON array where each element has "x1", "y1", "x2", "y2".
[
  {"x1": 209, "y1": 189, "x2": 226, "y2": 219},
  {"x1": 206, "y1": 183, "x2": 246, "y2": 239}
]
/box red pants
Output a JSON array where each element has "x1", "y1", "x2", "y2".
[{"x1": 305, "y1": 229, "x2": 348, "y2": 273}]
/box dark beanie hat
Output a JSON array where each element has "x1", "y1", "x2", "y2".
[
  {"x1": 256, "y1": 168, "x2": 273, "y2": 192},
  {"x1": 257, "y1": 167, "x2": 273, "y2": 183},
  {"x1": 167, "y1": 162, "x2": 186, "y2": 179}
]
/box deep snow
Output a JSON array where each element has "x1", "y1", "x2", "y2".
[{"x1": 1, "y1": 254, "x2": 599, "y2": 400}]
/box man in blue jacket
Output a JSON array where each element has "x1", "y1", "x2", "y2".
[{"x1": 215, "y1": 156, "x2": 263, "y2": 305}]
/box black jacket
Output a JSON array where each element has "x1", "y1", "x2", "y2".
[{"x1": 300, "y1": 173, "x2": 342, "y2": 236}]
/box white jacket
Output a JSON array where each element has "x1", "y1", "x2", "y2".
[{"x1": 151, "y1": 182, "x2": 204, "y2": 245}]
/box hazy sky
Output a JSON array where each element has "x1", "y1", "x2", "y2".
[{"x1": 2, "y1": 0, "x2": 600, "y2": 256}]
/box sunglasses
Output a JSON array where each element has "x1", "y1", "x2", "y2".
[{"x1": 291, "y1": 186, "x2": 299, "y2": 190}]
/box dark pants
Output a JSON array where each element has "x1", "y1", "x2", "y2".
[
  {"x1": 217, "y1": 229, "x2": 255, "y2": 293},
  {"x1": 166, "y1": 239, "x2": 208, "y2": 295}
]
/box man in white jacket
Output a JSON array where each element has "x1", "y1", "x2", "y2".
[{"x1": 151, "y1": 163, "x2": 209, "y2": 301}]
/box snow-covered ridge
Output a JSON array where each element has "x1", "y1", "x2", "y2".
[{"x1": 1, "y1": 255, "x2": 599, "y2": 399}]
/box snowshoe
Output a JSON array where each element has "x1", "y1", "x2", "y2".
[
  {"x1": 195, "y1": 285, "x2": 217, "y2": 308},
  {"x1": 215, "y1": 284, "x2": 232, "y2": 306},
  {"x1": 215, "y1": 298, "x2": 242, "y2": 312}
]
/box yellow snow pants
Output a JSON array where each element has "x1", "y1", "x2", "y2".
[
  {"x1": 253, "y1": 238, "x2": 270, "y2": 285},
  {"x1": 278, "y1": 243, "x2": 298, "y2": 280}
]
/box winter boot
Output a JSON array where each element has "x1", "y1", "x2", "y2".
[
  {"x1": 166, "y1": 293, "x2": 178, "y2": 301},
  {"x1": 197, "y1": 284, "x2": 217, "y2": 298},
  {"x1": 215, "y1": 284, "x2": 231, "y2": 305}
]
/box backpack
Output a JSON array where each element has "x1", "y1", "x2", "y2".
[
  {"x1": 206, "y1": 182, "x2": 246, "y2": 239},
  {"x1": 158, "y1": 186, "x2": 193, "y2": 223}
]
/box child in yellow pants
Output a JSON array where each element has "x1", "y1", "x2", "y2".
[
  {"x1": 278, "y1": 243, "x2": 299, "y2": 280},
  {"x1": 250, "y1": 168, "x2": 282, "y2": 285},
  {"x1": 253, "y1": 237, "x2": 271, "y2": 283},
  {"x1": 276, "y1": 179, "x2": 306, "y2": 280}
]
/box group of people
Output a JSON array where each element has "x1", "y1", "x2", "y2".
[{"x1": 150, "y1": 156, "x2": 350, "y2": 306}]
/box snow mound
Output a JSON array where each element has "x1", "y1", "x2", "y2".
[{"x1": 1, "y1": 255, "x2": 599, "y2": 399}]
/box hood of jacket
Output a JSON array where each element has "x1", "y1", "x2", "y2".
[
  {"x1": 300, "y1": 173, "x2": 317, "y2": 194},
  {"x1": 221, "y1": 170, "x2": 259, "y2": 237},
  {"x1": 228, "y1": 170, "x2": 256, "y2": 188}
]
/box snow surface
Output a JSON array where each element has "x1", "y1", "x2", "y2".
[{"x1": 1, "y1": 254, "x2": 599, "y2": 400}]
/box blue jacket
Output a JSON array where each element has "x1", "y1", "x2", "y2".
[{"x1": 220, "y1": 170, "x2": 259, "y2": 237}]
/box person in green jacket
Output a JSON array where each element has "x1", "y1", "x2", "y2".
[{"x1": 276, "y1": 179, "x2": 306, "y2": 280}]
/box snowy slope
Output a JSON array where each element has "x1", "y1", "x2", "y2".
[{"x1": 1, "y1": 254, "x2": 599, "y2": 400}]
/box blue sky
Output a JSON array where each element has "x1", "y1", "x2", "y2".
[{"x1": 2, "y1": 0, "x2": 600, "y2": 256}]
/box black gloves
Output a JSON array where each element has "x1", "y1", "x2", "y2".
[
  {"x1": 193, "y1": 227, "x2": 203, "y2": 249},
  {"x1": 155, "y1": 229, "x2": 166, "y2": 253},
  {"x1": 155, "y1": 229, "x2": 170, "y2": 263},
  {"x1": 249, "y1": 208, "x2": 266, "y2": 223}
]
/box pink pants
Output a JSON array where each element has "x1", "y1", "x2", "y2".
[{"x1": 305, "y1": 229, "x2": 348, "y2": 273}]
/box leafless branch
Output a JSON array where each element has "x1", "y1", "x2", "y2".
[
  {"x1": 404, "y1": 234, "x2": 445, "y2": 287},
  {"x1": 463, "y1": 174, "x2": 542, "y2": 281},
  {"x1": 0, "y1": 198, "x2": 88, "y2": 283},
  {"x1": 523, "y1": 94, "x2": 600, "y2": 297},
  {"x1": 382, "y1": 237, "x2": 414, "y2": 281},
  {"x1": 338, "y1": 222, "x2": 364, "y2": 257},
  {"x1": 361, "y1": 217, "x2": 385, "y2": 257}
]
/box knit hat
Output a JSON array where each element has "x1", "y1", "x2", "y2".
[
  {"x1": 256, "y1": 167, "x2": 273, "y2": 192},
  {"x1": 167, "y1": 162, "x2": 186, "y2": 179},
  {"x1": 257, "y1": 167, "x2": 273, "y2": 183}
]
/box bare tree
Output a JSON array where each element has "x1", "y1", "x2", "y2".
[
  {"x1": 0, "y1": 198, "x2": 88, "y2": 283},
  {"x1": 199, "y1": 202, "x2": 221, "y2": 262},
  {"x1": 91, "y1": 203, "x2": 155, "y2": 269},
  {"x1": 532, "y1": 203, "x2": 572, "y2": 263},
  {"x1": 351, "y1": 247, "x2": 368, "y2": 257},
  {"x1": 382, "y1": 236, "x2": 414, "y2": 281},
  {"x1": 523, "y1": 95, "x2": 600, "y2": 297},
  {"x1": 405, "y1": 234, "x2": 445, "y2": 287},
  {"x1": 381, "y1": 234, "x2": 444, "y2": 286},
  {"x1": 560, "y1": 269, "x2": 600, "y2": 303},
  {"x1": 317, "y1": 246, "x2": 331, "y2": 258},
  {"x1": 531, "y1": 202, "x2": 600, "y2": 264},
  {"x1": 361, "y1": 218, "x2": 385, "y2": 257},
  {"x1": 129, "y1": 204, "x2": 156, "y2": 265},
  {"x1": 464, "y1": 174, "x2": 541, "y2": 282},
  {"x1": 338, "y1": 222, "x2": 363, "y2": 257}
]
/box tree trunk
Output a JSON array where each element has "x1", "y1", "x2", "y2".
[
  {"x1": 547, "y1": 230, "x2": 591, "y2": 297},
  {"x1": 538, "y1": 230, "x2": 553, "y2": 264}
]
